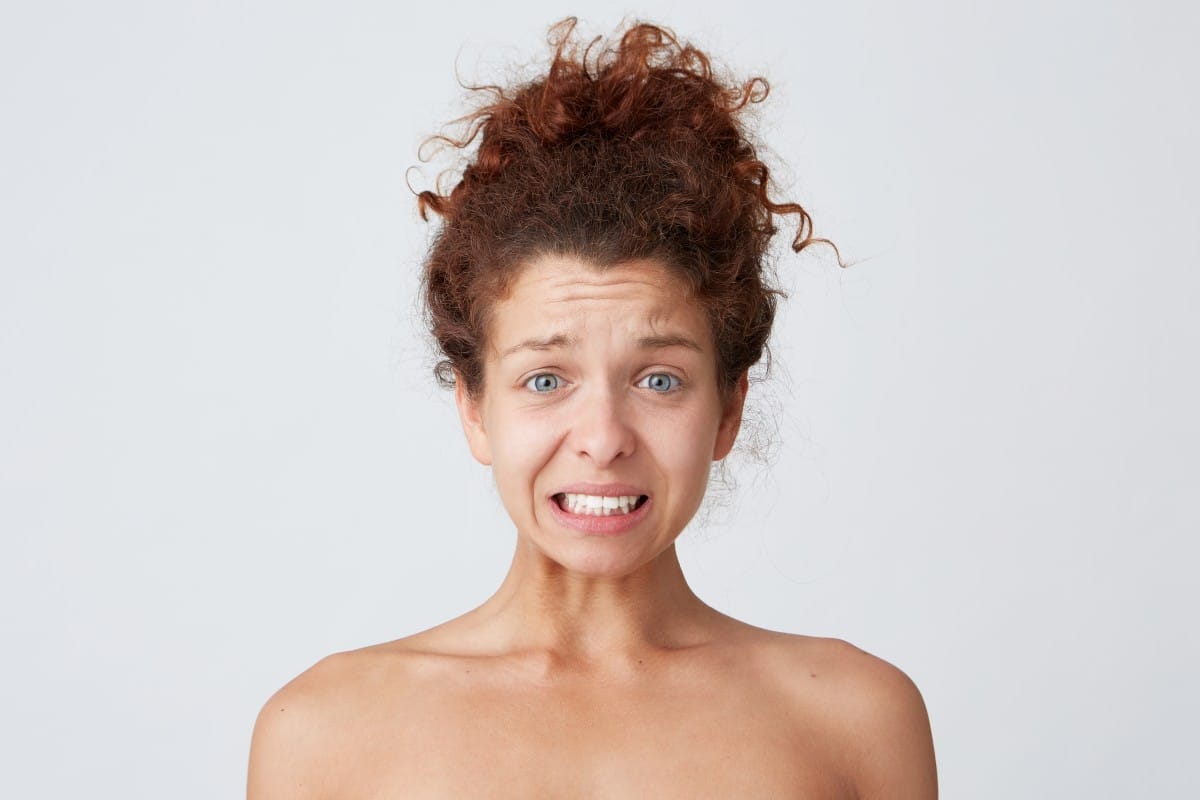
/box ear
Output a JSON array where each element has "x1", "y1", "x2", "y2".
[
  {"x1": 712, "y1": 371, "x2": 749, "y2": 462},
  {"x1": 454, "y1": 375, "x2": 493, "y2": 466}
]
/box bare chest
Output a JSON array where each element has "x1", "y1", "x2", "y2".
[{"x1": 334, "y1": 671, "x2": 851, "y2": 799}]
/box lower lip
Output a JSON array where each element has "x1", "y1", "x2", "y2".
[{"x1": 548, "y1": 495, "x2": 651, "y2": 536}]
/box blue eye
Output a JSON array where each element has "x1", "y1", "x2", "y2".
[
  {"x1": 638, "y1": 372, "x2": 682, "y2": 393},
  {"x1": 525, "y1": 373, "x2": 560, "y2": 392}
]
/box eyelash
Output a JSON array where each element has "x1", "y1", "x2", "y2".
[{"x1": 523, "y1": 372, "x2": 683, "y2": 394}]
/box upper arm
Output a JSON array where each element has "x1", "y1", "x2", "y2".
[{"x1": 833, "y1": 644, "x2": 938, "y2": 800}]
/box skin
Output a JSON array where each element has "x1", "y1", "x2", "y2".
[{"x1": 247, "y1": 255, "x2": 938, "y2": 799}]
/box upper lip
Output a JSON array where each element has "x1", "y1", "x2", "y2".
[{"x1": 551, "y1": 482, "x2": 649, "y2": 498}]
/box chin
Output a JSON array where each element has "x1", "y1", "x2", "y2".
[{"x1": 530, "y1": 535, "x2": 661, "y2": 578}]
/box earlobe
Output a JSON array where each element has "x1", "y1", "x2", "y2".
[
  {"x1": 454, "y1": 377, "x2": 493, "y2": 466},
  {"x1": 712, "y1": 371, "x2": 749, "y2": 462}
]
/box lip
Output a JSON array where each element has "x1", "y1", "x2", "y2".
[{"x1": 547, "y1": 483, "x2": 653, "y2": 537}]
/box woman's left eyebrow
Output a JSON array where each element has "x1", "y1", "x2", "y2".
[{"x1": 636, "y1": 334, "x2": 703, "y2": 352}]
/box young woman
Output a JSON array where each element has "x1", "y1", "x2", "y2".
[{"x1": 248, "y1": 18, "x2": 937, "y2": 799}]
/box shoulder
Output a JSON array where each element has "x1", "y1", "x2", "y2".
[
  {"x1": 247, "y1": 651, "x2": 358, "y2": 799},
  {"x1": 246, "y1": 644, "x2": 420, "y2": 799},
  {"x1": 771, "y1": 635, "x2": 938, "y2": 799}
]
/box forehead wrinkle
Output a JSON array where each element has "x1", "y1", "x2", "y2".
[
  {"x1": 490, "y1": 260, "x2": 706, "y2": 361},
  {"x1": 515, "y1": 256, "x2": 692, "y2": 303},
  {"x1": 544, "y1": 279, "x2": 670, "y2": 303},
  {"x1": 537, "y1": 263, "x2": 673, "y2": 287}
]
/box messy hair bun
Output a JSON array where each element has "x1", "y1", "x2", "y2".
[{"x1": 415, "y1": 17, "x2": 842, "y2": 401}]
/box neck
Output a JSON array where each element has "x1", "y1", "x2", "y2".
[{"x1": 462, "y1": 536, "x2": 730, "y2": 673}]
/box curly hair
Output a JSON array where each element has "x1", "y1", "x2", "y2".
[{"x1": 414, "y1": 17, "x2": 843, "y2": 404}]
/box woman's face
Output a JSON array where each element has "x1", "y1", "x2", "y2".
[{"x1": 454, "y1": 254, "x2": 748, "y2": 577}]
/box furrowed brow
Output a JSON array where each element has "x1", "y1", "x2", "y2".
[
  {"x1": 636, "y1": 334, "x2": 704, "y2": 353},
  {"x1": 500, "y1": 333, "x2": 577, "y2": 359}
]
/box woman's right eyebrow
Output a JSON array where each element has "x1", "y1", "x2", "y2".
[{"x1": 500, "y1": 333, "x2": 577, "y2": 359}]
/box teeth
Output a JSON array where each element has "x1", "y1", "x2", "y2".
[{"x1": 559, "y1": 493, "x2": 644, "y2": 516}]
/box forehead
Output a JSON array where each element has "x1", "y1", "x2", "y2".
[{"x1": 487, "y1": 255, "x2": 707, "y2": 354}]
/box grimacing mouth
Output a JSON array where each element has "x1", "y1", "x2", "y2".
[{"x1": 552, "y1": 493, "x2": 649, "y2": 512}]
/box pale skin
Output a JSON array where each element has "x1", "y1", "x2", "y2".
[{"x1": 247, "y1": 255, "x2": 938, "y2": 799}]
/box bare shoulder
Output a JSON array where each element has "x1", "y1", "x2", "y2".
[
  {"x1": 766, "y1": 633, "x2": 938, "y2": 799},
  {"x1": 247, "y1": 650, "x2": 364, "y2": 799},
  {"x1": 246, "y1": 642, "x2": 423, "y2": 800}
]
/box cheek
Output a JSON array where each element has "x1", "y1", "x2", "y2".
[
  {"x1": 488, "y1": 412, "x2": 561, "y2": 491},
  {"x1": 651, "y1": 410, "x2": 718, "y2": 480}
]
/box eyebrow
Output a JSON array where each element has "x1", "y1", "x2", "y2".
[
  {"x1": 637, "y1": 334, "x2": 705, "y2": 353},
  {"x1": 499, "y1": 332, "x2": 704, "y2": 359}
]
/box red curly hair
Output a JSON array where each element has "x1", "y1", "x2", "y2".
[{"x1": 415, "y1": 17, "x2": 842, "y2": 403}]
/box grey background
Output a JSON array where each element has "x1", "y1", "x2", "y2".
[{"x1": 2, "y1": 0, "x2": 1196, "y2": 797}]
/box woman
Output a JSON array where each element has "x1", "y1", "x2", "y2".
[{"x1": 248, "y1": 18, "x2": 937, "y2": 799}]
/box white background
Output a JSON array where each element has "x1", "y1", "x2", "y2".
[{"x1": 2, "y1": 1, "x2": 1196, "y2": 797}]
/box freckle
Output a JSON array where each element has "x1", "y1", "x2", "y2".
[{"x1": 809, "y1": 672, "x2": 817, "y2": 678}]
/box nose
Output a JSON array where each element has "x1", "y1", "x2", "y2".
[{"x1": 568, "y1": 385, "x2": 637, "y2": 466}]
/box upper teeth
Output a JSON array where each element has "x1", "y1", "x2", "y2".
[{"x1": 559, "y1": 493, "x2": 643, "y2": 516}]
